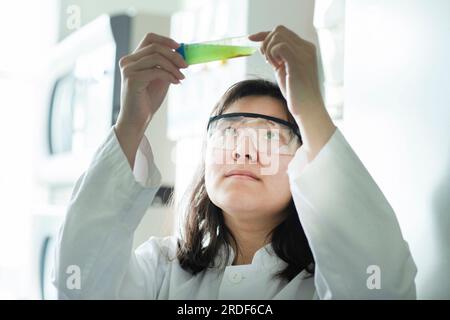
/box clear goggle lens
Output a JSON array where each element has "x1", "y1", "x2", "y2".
[{"x1": 207, "y1": 116, "x2": 301, "y2": 155}]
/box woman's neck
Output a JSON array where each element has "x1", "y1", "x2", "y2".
[
  {"x1": 231, "y1": 231, "x2": 269, "y2": 265},
  {"x1": 223, "y1": 212, "x2": 285, "y2": 265}
]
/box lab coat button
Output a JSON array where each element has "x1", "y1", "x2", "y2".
[{"x1": 229, "y1": 272, "x2": 243, "y2": 284}]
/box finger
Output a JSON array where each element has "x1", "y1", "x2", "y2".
[
  {"x1": 129, "y1": 43, "x2": 188, "y2": 68},
  {"x1": 132, "y1": 68, "x2": 180, "y2": 85},
  {"x1": 260, "y1": 30, "x2": 275, "y2": 56},
  {"x1": 270, "y1": 43, "x2": 294, "y2": 69},
  {"x1": 130, "y1": 53, "x2": 186, "y2": 80},
  {"x1": 265, "y1": 34, "x2": 287, "y2": 67},
  {"x1": 260, "y1": 25, "x2": 291, "y2": 56},
  {"x1": 248, "y1": 31, "x2": 270, "y2": 42},
  {"x1": 135, "y1": 32, "x2": 180, "y2": 52}
]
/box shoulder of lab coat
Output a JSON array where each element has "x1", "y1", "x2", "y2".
[
  {"x1": 53, "y1": 126, "x2": 163, "y2": 299},
  {"x1": 287, "y1": 127, "x2": 417, "y2": 299}
]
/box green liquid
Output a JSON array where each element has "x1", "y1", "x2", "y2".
[{"x1": 183, "y1": 44, "x2": 257, "y2": 65}]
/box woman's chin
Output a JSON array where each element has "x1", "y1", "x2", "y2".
[
  {"x1": 218, "y1": 189, "x2": 261, "y2": 208},
  {"x1": 222, "y1": 176, "x2": 262, "y2": 188},
  {"x1": 221, "y1": 183, "x2": 260, "y2": 197}
]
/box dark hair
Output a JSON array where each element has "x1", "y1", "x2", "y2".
[{"x1": 176, "y1": 79, "x2": 314, "y2": 281}]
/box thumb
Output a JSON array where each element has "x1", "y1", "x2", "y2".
[{"x1": 248, "y1": 31, "x2": 270, "y2": 42}]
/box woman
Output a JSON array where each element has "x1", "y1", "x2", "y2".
[{"x1": 54, "y1": 26, "x2": 417, "y2": 299}]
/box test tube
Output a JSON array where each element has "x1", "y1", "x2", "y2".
[{"x1": 175, "y1": 36, "x2": 260, "y2": 65}]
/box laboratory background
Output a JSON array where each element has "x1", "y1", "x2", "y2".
[{"x1": 0, "y1": 0, "x2": 448, "y2": 300}]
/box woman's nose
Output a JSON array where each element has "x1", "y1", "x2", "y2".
[{"x1": 231, "y1": 134, "x2": 258, "y2": 162}]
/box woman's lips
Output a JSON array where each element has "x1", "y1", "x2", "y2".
[
  {"x1": 227, "y1": 174, "x2": 258, "y2": 181},
  {"x1": 224, "y1": 170, "x2": 260, "y2": 181}
]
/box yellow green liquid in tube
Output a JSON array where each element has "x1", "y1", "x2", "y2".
[{"x1": 176, "y1": 36, "x2": 259, "y2": 65}]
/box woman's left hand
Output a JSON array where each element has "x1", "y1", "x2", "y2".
[
  {"x1": 249, "y1": 25, "x2": 322, "y2": 116},
  {"x1": 249, "y1": 25, "x2": 336, "y2": 162}
]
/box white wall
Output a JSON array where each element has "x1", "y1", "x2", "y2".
[
  {"x1": 0, "y1": 0, "x2": 60, "y2": 299},
  {"x1": 344, "y1": 0, "x2": 450, "y2": 299}
]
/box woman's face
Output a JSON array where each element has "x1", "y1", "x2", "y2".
[{"x1": 205, "y1": 96, "x2": 297, "y2": 222}]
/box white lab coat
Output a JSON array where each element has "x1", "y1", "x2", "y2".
[{"x1": 53, "y1": 127, "x2": 417, "y2": 299}]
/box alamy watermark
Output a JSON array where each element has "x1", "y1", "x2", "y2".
[
  {"x1": 66, "y1": 265, "x2": 81, "y2": 290},
  {"x1": 366, "y1": 265, "x2": 381, "y2": 290},
  {"x1": 66, "y1": 5, "x2": 81, "y2": 31}
]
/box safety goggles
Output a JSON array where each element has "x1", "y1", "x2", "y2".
[{"x1": 206, "y1": 112, "x2": 302, "y2": 156}]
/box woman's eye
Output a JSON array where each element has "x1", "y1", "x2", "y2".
[
  {"x1": 223, "y1": 127, "x2": 237, "y2": 136},
  {"x1": 266, "y1": 130, "x2": 280, "y2": 140}
]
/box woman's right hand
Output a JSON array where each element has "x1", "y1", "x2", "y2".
[{"x1": 114, "y1": 33, "x2": 188, "y2": 168}]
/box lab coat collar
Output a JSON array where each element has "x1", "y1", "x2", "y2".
[{"x1": 214, "y1": 242, "x2": 287, "y2": 271}]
